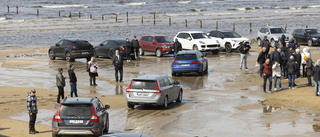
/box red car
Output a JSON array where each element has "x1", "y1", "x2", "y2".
[{"x1": 139, "y1": 35, "x2": 174, "y2": 57}]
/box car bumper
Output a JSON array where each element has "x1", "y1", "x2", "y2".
[
  {"x1": 172, "y1": 67, "x2": 201, "y2": 73},
  {"x1": 126, "y1": 93, "x2": 163, "y2": 105},
  {"x1": 161, "y1": 48, "x2": 174, "y2": 54},
  {"x1": 200, "y1": 44, "x2": 220, "y2": 51},
  {"x1": 71, "y1": 50, "x2": 94, "y2": 58},
  {"x1": 52, "y1": 122, "x2": 101, "y2": 136}
]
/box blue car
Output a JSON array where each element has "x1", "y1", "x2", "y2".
[{"x1": 171, "y1": 50, "x2": 208, "y2": 76}]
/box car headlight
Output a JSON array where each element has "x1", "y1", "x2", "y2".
[
  {"x1": 199, "y1": 41, "x2": 205, "y2": 44},
  {"x1": 161, "y1": 46, "x2": 169, "y2": 48},
  {"x1": 312, "y1": 38, "x2": 317, "y2": 41}
]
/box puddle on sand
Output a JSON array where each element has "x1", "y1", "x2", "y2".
[{"x1": 9, "y1": 109, "x2": 56, "y2": 126}]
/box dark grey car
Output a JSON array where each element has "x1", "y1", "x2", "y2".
[{"x1": 52, "y1": 97, "x2": 110, "y2": 137}]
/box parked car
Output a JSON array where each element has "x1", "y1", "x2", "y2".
[
  {"x1": 94, "y1": 40, "x2": 135, "y2": 59},
  {"x1": 100, "y1": 133, "x2": 153, "y2": 137},
  {"x1": 48, "y1": 39, "x2": 94, "y2": 62},
  {"x1": 126, "y1": 75, "x2": 183, "y2": 109},
  {"x1": 292, "y1": 28, "x2": 320, "y2": 46},
  {"x1": 171, "y1": 50, "x2": 208, "y2": 76},
  {"x1": 257, "y1": 26, "x2": 292, "y2": 47},
  {"x1": 52, "y1": 97, "x2": 110, "y2": 137},
  {"x1": 173, "y1": 31, "x2": 220, "y2": 54},
  {"x1": 138, "y1": 35, "x2": 174, "y2": 57},
  {"x1": 207, "y1": 30, "x2": 251, "y2": 53}
]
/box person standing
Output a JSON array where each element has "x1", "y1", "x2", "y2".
[
  {"x1": 273, "y1": 48, "x2": 282, "y2": 65},
  {"x1": 288, "y1": 38, "x2": 296, "y2": 51},
  {"x1": 313, "y1": 60, "x2": 320, "y2": 96},
  {"x1": 301, "y1": 47, "x2": 311, "y2": 77},
  {"x1": 68, "y1": 64, "x2": 78, "y2": 97},
  {"x1": 131, "y1": 36, "x2": 140, "y2": 60},
  {"x1": 261, "y1": 36, "x2": 271, "y2": 56},
  {"x1": 295, "y1": 49, "x2": 302, "y2": 78},
  {"x1": 27, "y1": 89, "x2": 39, "y2": 134},
  {"x1": 306, "y1": 57, "x2": 313, "y2": 87},
  {"x1": 283, "y1": 43, "x2": 291, "y2": 79},
  {"x1": 239, "y1": 41, "x2": 251, "y2": 70},
  {"x1": 88, "y1": 57, "x2": 98, "y2": 86},
  {"x1": 113, "y1": 50, "x2": 123, "y2": 83},
  {"x1": 272, "y1": 62, "x2": 282, "y2": 91},
  {"x1": 56, "y1": 68, "x2": 65, "y2": 103},
  {"x1": 270, "y1": 47, "x2": 276, "y2": 64},
  {"x1": 257, "y1": 47, "x2": 267, "y2": 77},
  {"x1": 262, "y1": 59, "x2": 272, "y2": 93},
  {"x1": 125, "y1": 38, "x2": 132, "y2": 62},
  {"x1": 173, "y1": 38, "x2": 182, "y2": 56},
  {"x1": 286, "y1": 56, "x2": 297, "y2": 89}
]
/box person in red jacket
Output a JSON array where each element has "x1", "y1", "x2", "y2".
[{"x1": 262, "y1": 59, "x2": 272, "y2": 93}]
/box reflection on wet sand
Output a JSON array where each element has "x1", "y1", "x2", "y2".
[
  {"x1": 115, "y1": 85, "x2": 124, "y2": 95},
  {"x1": 262, "y1": 105, "x2": 282, "y2": 113},
  {"x1": 313, "y1": 123, "x2": 320, "y2": 132}
]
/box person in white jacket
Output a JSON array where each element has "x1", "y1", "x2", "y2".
[
  {"x1": 272, "y1": 61, "x2": 282, "y2": 91},
  {"x1": 301, "y1": 47, "x2": 311, "y2": 77}
]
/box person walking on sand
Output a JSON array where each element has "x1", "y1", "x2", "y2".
[
  {"x1": 295, "y1": 49, "x2": 302, "y2": 78},
  {"x1": 113, "y1": 50, "x2": 123, "y2": 83},
  {"x1": 56, "y1": 68, "x2": 66, "y2": 103},
  {"x1": 286, "y1": 56, "x2": 297, "y2": 89},
  {"x1": 239, "y1": 41, "x2": 250, "y2": 70},
  {"x1": 125, "y1": 38, "x2": 132, "y2": 62},
  {"x1": 313, "y1": 60, "x2": 320, "y2": 96},
  {"x1": 88, "y1": 57, "x2": 98, "y2": 86},
  {"x1": 301, "y1": 47, "x2": 311, "y2": 77},
  {"x1": 306, "y1": 57, "x2": 313, "y2": 87},
  {"x1": 68, "y1": 64, "x2": 78, "y2": 97},
  {"x1": 173, "y1": 38, "x2": 182, "y2": 56},
  {"x1": 262, "y1": 59, "x2": 272, "y2": 93},
  {"x1": 27, "y1": 89, "x2": 39, "y2": 134},
  {"x1": 257, "y1": 47, "x2": 267, "y2": 77},
  {"x1": 261, "y1": 36, "x2": 271, "y2": 56},
  {"x1": 272, "y1": 61, "x2": 282, "y2": 91},
  {"x1": 131, "y1": 36, "x2": 140, "y2": 60}
]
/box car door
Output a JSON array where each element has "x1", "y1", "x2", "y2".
[
  {"x1": 168, "y1": 76, "x2": 179, "y2": 99},
  {"x1": 197, "y1": 51, "x2": 206, "y2": 71},
  {"x1": 176, "y1": 33, "x2": 190, "y2": 50},
  {"x1": 96, "y1": 41, "x2": 108, "y2": 57},
  {"x1": 54, "y1": 40, "x2": 65, "y2": 57},
  {"x1": 150, "y1": 37, "x2": 158, "y2": 52},
  {"x1": 301, "y1": 29, "x2": 309, "y2": 43},
  {"x1": 139, "y1": 37, "x2": 148, "y2": 51},
  {"x1": 145, "y1": 37, "x2": 154, "y2": 51},
  {"x1": 97, "y1": 101, "x2": 107, "y2": 129},
  {"x1": 163, "y1": 78, "x2": 175, "y2": 102}
]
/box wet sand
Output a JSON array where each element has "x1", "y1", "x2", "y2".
[{"x1": 1, "y1": 43, "x2": 320, "y2": 136}]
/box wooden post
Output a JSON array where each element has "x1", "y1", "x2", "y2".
[
  {"x1": 169, "y1": 17, "x2": 171, "y2": 26},
  {"x1": 69, "y1": 11, "x2": 71, "y2": 18},
  {"x1": 7, "y1": 5, "x2": 9, "y2": 13},
  {"x1": 16, "y1": 6, "x2": 18, "y2": 14},
  {"x1": 90, "y1": 14, "x2": 92, "y2": 19},
  {"x1": 126, "y1": 12, "x2": 128, "y2": 23},
  {"x1": 116, "y1": 14, "x2": 118, "y2": 22},
  {"x1": 233, "y1": 22, "x2": 235, "y2": 31},
  {"x1": 79, "y1": 12, "x2": 81, "y2": 18},
  {"x1": 200, "y1": 20, "x2": 202, "y2": 28},
  {"x1": 216, "y1": 21, "x2": 218, "y2": 30},
  {"x1": 153, "y1": 13, "x2": 156, "y2": 25},
  {"x1": 37, "y1": 9, "x2": 39, "y2": 16},
  {"x1": 250, "y1": 23, "x2": 252, "y2": 32},
  {"x1": 306, "y1": 25, "x2": 308, "y2": 28},
  {"x1": 141, "y1": 16, "x2": 143, "y2": 24},
  {"x1": 59, "y1": 10, "x2": 60, "y2": 17},
  {"x1": 102, "y1": 15, "x2": 104, "y2": 20},
  {"x1": 285, "y1": 24, "x2": 287, "y2": 32},
  {"x1": 185, "y1": 19, "x2": 187, "y2": 27},
  {"x1": 267, "y1": 23, "x2": 269, "y2": 27}
]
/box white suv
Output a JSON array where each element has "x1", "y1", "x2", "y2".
[
  {"x1": 207, "y1": 30, "x2": 251, "y2": 53},
  {"x1": 257, "y1": 26, "x2": 292, "y2": 47},
  {"x1": 173, "y1": 31, "x2": 220, "y2": 54}
]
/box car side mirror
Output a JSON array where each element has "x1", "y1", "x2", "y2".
[
  {"x1": 152, "y1": 41, "x2": 155, "y2": 44},
  {"x1": 55, "y1": 43, "x2": 60, "y2": 47},
  {"x1": 187, "y1": 37, "x2": 192, "y2": 41},
  {"x1": 105, "y1": 105, "x2": 110, "y2": 109},
  {"x1": 174, "y1": 81, "x2": 180, "y2": 85},
  {"x1": 54, "y1": 104, "x2": 60, "y2": 109},
  {"x1": 100, "y1": 43, "x2": 103, "y2": 46},
  {"x1": 266, "y1": 32, "x2": 270, "y2": 35}
]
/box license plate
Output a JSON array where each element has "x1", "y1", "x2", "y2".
[
  {"x1": 181, "y1": 64, "x2": 190, "y2": 66},
  {"x1": 69, "y1": 120, "x2": 83, "y2": 124},
  {"x1": 137, "y1": 92, "x2": 149, "y2": 96},
  {"x1": 82, "y1": 52, "x2": 89, "y2": 55}
]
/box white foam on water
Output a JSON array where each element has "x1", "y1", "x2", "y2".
[
  {"x1": 123, "y1": 2, "x2": 147, "y2": 6},
  {"x1": 0, "y1": 17, "x2": 6, "y2": 21},
  {"x1": 234, "y1": 8, "x2": 246, "y2": 11},
  {"x1": 41, "y1": 4, "x2": 88, "y2": 8},
  {"x1": 308, "y1": 5, "x2": 320, "y2": 8},
  {"x1": 194, "y1": 1, "x2": 213, "y2": 4},
  {"x1": 177, "y1": 1, "x2": 191, "y2": 4}
]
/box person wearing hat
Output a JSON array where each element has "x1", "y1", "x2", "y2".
[
  {"x1": 27, "y1": 89, "x2": 39, "y2": 134},
  {"x1": 173, "y1": 38, "x2": 182, "y2": 56}
]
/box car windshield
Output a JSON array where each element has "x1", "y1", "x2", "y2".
[
  {"x1": 130, "y1": 80, "x2": 156, "y2": 90},
  {"x1": 60, "y1": 104, "x2": 92, "y2": 116},
  {"x1": 221, "y1": 32, "x2": 241, "y2": 38},
  {"x1": 191, "y1": 33, "x2": 209, "y2": 39},
  {"x1": 115, "y1": 40, "x2": 126, "y2": 45},
  {"x1": 306, "y1": 29, "x2": 320, "y2": 35},
  {"x1": 175, "y1": 54, "x2": 197, "y2": 60},
  {"x1": 155, "y1": 36, "x2": 173, "y2": 43},
  {"x1": 270, "y1": 28, "x2": 285, "y2": 34}
]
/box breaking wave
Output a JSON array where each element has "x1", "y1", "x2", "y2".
[
  {"x1": 194, "y1": 1, "x2": 213, "y2": 4},
  {"x1": 122, "y1": 2, "x2": 147, "y2": 6},
  {"x1": 34, "y1": 4, "x2": 89, "y2": 8},
  {"x1": 177, "y1": 1, "x2": 191, "y2": 4}
]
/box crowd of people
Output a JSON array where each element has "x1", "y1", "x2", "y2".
[{"x1": 256, "y1": 36, "x2": 320, "y2": 95}]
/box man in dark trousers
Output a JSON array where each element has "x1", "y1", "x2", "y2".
[
  {"x1": 261, "y1": 36, "x2": 271, "y2": 56},
  {"x1": 27, "y1": 89, "x2": 39, "y2": 134},
  {"x1": 257, "y1": 47, "x2": 267, "y2": 77},
  {"x1": 262, "y1": 59, "x2": 272, "y2": 93},
  {"x1": 286, "y1": 56, "x2": 297, "y2": 89},
  {"x1": 68, "y1": 64, "x2": 78, "y2": 97},
  {"x1": 173, "y1": 38, "x2": 182, "y2": 56},
  {"x1": 56, "y1": 68, "x2": 65, "y2": 103},
  {"x1": 239, "y1": 41, "x2": 251, "y2": 70},
  {"x1": 113, "y1": 50, "x2": 123, "y2": 83},
  {"x1": 131, "y1": 36, "x2": 140, "y2": 60},
  {"x1": 313, "y1": 61, "x2": 320, "y2": 96},
  {"x1": 295, "y1": 49, "x2": 302, "y2": 78}
]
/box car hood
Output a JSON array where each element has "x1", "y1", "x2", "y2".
[{"x1": 194, "y1": 38, "x2": 219, "y2": 44}]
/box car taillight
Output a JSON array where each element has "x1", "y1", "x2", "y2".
[
  {"x1": 126, "y1": 80, "x2": 133, "y2": 93},
  {"x1": 154, "y1": 81, "x2": 161, "y2": 94},
  {"x1": 172, "y1": 62, "x2": 179, "y2": 65},
  {"x1": 53, "y1": 104, "x2": 62, "y2": 122},
  {"x1": 90, "y1": 105, "x2": 99, "y2": 122},
  {"x1": 120, "y1": 46, "x2": 125, "y2": 51},
  {"x1": 72, "y1": 46, "x2": 78, "y2": 49},
  {"x1": 192, "y1": 61, "x2": 199, "y2": 64}
]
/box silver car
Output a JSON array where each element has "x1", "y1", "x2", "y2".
[
  {"x1": 257, "y1": 26, "x2": 292, "y2": 47},
  {"x1": 126, "y1": 75, "x2": 183, "y2": 109}
]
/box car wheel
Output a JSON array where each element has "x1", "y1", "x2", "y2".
[
  {"x1": 109, "y1": 50, "x2": 115, "y2": 59},
  {"x1": 193, "y1": 45, "x2": 198, "y2": 50},
  {"x1": 65, "y1": 52, "x2": 74, "y2": 62},
  {"x1": 139, "y1": 47, "x2": 144, "y2": 56},
  {"x1": 103, "y1": 117, "x2": 109, "y2": 133},
  {"x1": 270, "y1": 39, "x2": 275, "y2": 47},
  {"x1": 156, "y1": 48, "x2": 162, "y2": 57},
  {"x1": 127, "y1": 103, "x2": 134, "y2": 109},
  {"x1": 198, "y1": 67, "x2": 204, "y2": 76},
  {"x1": 176, "y1": 90, "x2": 183, "y2": 103},
  {"x1": 257, "y1": 38, "x2": 262, "y2": 47},
  {"x1": 205, "y1": 64, "x2": 208, "y2": 74},
  {"x1": 225, "y1": 43, "x2": 232, "y2": 53},
  {"x1": 211, "y1": 50, "x2": 219, "y2": 54},
  {"x1": 171, "y1": 72, "x2": 176, "y2": 76},
  {"x1": 163, "y1": 96, "x2": 168, "y2": 109},
  {"x1": 49, "y1": 50, "x2": 55, "y2": 60},
  {"x1": 308, "y1": 39, "x2": 313, "y2": 46}
]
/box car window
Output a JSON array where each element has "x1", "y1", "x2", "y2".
[
  {"x1": 191, "y1": 33, "x2": 209, "y2": 39},
  {"x1": 163, "y1": 78, "x2": 170, "y2": 86},
  {"x1": 130, "y1": 80, "x2": 156, "y2": 90},
  {"x1": 306, "y1": 29, "x2": 320, "y2": 35},
  {"x1": 57, "y1": 40, "x2": 64, "y2": 46},
  {"x1": 175, "y1": 54, "x2": 197, "y2": 60},
  {"x1": 259, "y1": 28, "x2": 266, "y2": 33},
  {"x1": 159, "y1": 79, "x2": 165, "y2": 87},
  {"x1": 270, "y1": 28, "x2": 285, "y2": 34},
  {"x1": 177, "y1": 33, "x2": 185, "y2": 39},
  {"x1": 168, "y1": 77, "x2": 175, "y2": 84},
  {"x1": 60, "y1": 104, "x2": 92, "y2": 116},
  {"x1": 155, "y1": 36, "x2": 173, "y2": 43},
  {"x1": 209, "y1": 31, "x2": 219, "y2": 37},
  {"x1": 141, "y1": 37, "x2": 148, "y2": 42},
  {"x1": 221, "y1": 32, "x2": 241, "y2": 38},
  {"x1": 102, "y1": 40, "x2": 108, "y2": 46}
]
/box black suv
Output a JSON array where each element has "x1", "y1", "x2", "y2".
[
  {"x1": 292, "y1": 28, "x2": 320, "y2": 46},
  {"x1": 48, "y1": 39, "x2": 94, "y2": 62},
  {"x1": 52, "y1": 97, "x2": 110, "y2": 137}
]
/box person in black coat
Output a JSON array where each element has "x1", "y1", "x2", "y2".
[
  {"x1": 239, "y1": 41, "x2": 251, "y2": 70},
  {"x1": 270, "y1": 47, "x2": 277, "y2": 64},
  {"x1": 261, "y1": 36, "x2": 271, "y2": 56},
  {"x1": 313, "y1": 61, "x2": 320, "y2": 96},
  {"x1": 257, "y1": 47, "x2": 267, "y2": 77},
  {"x1": 68, "y1": 64, "x2": 78, "y2": 97},
  {"x1": 286, "y1": 56, "x2": 297, "y2": 89},
  {"x1": 173, "y1": 38, "x2": 182, "y2": 56},
  {"x1": 306, "y1": 58, "x2": 313, "y2": 87},
  {"x1": 125, "y1": 38, "x2": 132, "y2": 61},
  {"x1": 295, "y1": 49, "x2": 302, "y2": 78},
  {"x1": 273, "y1": 48, "x2": 282, "y2": 65},
  {"x1": 131, "y1": 36, "x2": 140, "y2": 60},
  {"x1": 113, "y1": 50, "x2": 123, "y2": 83}
]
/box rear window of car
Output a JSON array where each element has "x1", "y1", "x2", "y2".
[
  {"x1": 130, "y1": 80, "x2": 156, "y2": 90},
  {"x1": 73, "y1": 41, "x2": 92, "y2": 46},
  {"x1": 60, "y1": 104, "x2": 92, "y2": 116},
  {"x1": 175, "y1": 54, "x2": 197, "y2": 60}
]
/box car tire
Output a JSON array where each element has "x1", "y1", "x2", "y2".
[
  {"x1": 65, "y1": 52, "x2": 74, "y2": 62},
  {"x1": 139, "y1": 47, "x2": 144, "y2": 56},
  {"x1": 257, "y1": 38, "x2": 262, "y2": 47},
  {"x1": 109, "y1": 50, "x2": 115, "y2": 59},
  {"x1": 171, "y1": 72, "x2": 176, "y2": 76},
  {"x1": 308, "y1": 39, "x2": 313, "y2": 46},
  {"x1": 205, "y1": 63, "x2": 208, "y2": 74},
  {"x1": 94, "y1": 51, "x2": 98, "y2": 58},
  {"x1": 163, "y1": 96, "x2": 168, "y2": 109},
  {"x1": 212, "y1": 50, "x2": 219, "y2": 54},
  {"x1": 156, "y1": 48, "x2": 163, "y2": 57},
  {"x1": 176, "y1": 90, "x2": 183, "y2": 103},
  {"x1": 103, "y1": 117, "x2": 109, "y2": 133},
  {"x1": 225, "y1": 43, "x2": 232, "y2": 53},
  {"x1": 193, "y1": 45, "x2": 198, "y2": 50},
  {"x1": 127, "y1": 103, "x2": 134, "y2": 109},
  {"x1": 270, "y1": 39, "x2": 275, "y2": 47},
  {"x1": 49, "y1": 50, "x2": 55, "y2": 60}
]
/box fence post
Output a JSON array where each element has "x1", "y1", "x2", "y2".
[
  {"x1": 116, "y1": 14, "x2": 118, "y2": 22},
  {"x1": 200, "y1": 20, "x2": 202, "y2": 28},
  {"x1": 141, "y1": 16, "x2": 143, "y2": 24},
  {"x1": 90, "y1": 14, "x2": 92, "y2": 19},
  {"x1": 285, "y1": 24, "x2": 287, "y2": 32},
  {"x1": 7, "y1": 5, "x2": 9, "y2": 13},
  {"x1": 216, "y1": 21, "x2": 218, "y2": 30},
  {"x1": 233, "y1": 22, "x2": 235, "y2": 31},
  {"x1": 59, "y1": 10, "x2": 60, "y2": 17},
  {"x1": 153, "y1": 13, "x2": 156, "y2": 25},
  {"x1": 102, "y1": 15, "x2": 104, "y2": 20},
  {"x1": 69, "y1": 11, "x2": 71, "y2": 18},
  {"x1": 185, "y1": 20, "x2": 187, "y2": 27},
  {"x1": 267, "y1": 23, "x2": 269, "y2": 27},
  {"x1": 250, "y1": 23, "x2": 252, "y2": 32},
  {"x1": 306, "y1": 25, "x2": 308, "y2": 28},
  {"x1": 37, "y1": 9, "x2": 39, "y2": 16},
  {"x1": 126, "y1": 12, "x2": 128, "y2": 23},
  {"x1": 79, "y1": 12, "x2": 81, "y2": 18},
  {"x1": 16, "y1": 6, "x2": 18, "y2": 14},
  {"x1": 169, "y1": 17, "x2": 171, "y2": 26}
]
